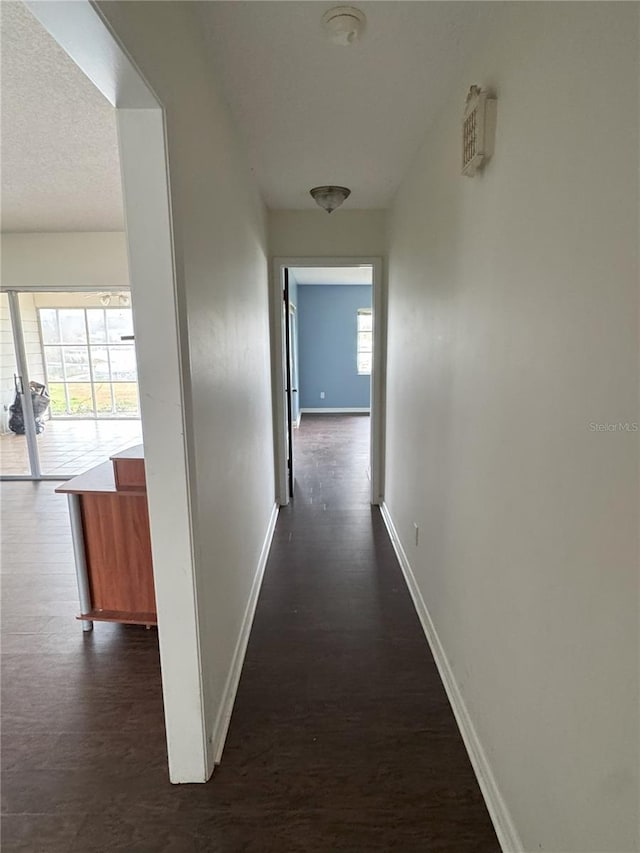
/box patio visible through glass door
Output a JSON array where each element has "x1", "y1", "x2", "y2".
[{"x1": 0, "y1": 290, "x2": 143, "y2": 479}]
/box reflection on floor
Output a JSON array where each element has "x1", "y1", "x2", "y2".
[
  {"x1": 0, "y1": 415, "x2": 499, "y2": 851},
  {"x1": 0, "y1": 419, "x2": 142, "y2": 477}
]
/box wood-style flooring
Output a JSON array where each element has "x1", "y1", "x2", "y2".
[{"x1": 1, "y1": 414, "x2": 499, "y2": 851}]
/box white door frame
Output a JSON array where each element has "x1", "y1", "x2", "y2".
[
  {"x1": 271, "y1": 256, "x2": 385, "y2": 506},
  {"x1": 288, "y1": 302, "x2": 300, "y2": 429},
  {"x1": 25, "y1": 1, "x2": 207, "y2": 783}
]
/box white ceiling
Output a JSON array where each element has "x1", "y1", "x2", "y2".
[
  {"x1": 291, "y1": 266, "x2": 372, "y2": 285},
  {"x1": 1, "y1": 1, "x2": 497, "y2": 231},
  {"x1": 198, "y1": 2, "x2": 497, "y2": 210},
  {"x1": 0, "y1": 1, "x2": 123, "y2": 232}
]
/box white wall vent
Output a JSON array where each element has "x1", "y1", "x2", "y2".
[{"x1": 462, "y1": 85, "x2": 497, "y2": 177}]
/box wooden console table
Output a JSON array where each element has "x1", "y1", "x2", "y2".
[{"x1": 56, "y1": 445, "x2": 156, "y2": 631}]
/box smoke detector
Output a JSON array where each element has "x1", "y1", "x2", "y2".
[{"x1": 322, "y1": 6, "x2": 366, "y2": 46}]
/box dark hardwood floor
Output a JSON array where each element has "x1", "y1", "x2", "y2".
[{"x1": 1, "y1": 415, "x2": 499, "y2": 851}]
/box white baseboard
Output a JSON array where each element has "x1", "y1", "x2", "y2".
[
  {"x1": 300, "y1": 407, "x2": 370, "y2": 414},
  {"x1": 209, "y1": 501, "x2": 279, "y2": 766},
  {"x1": 379, "y1": 502, "x2": 523, "y2": 853}
]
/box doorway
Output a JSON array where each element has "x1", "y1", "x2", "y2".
[
  {"x1": 12, "y1": 0, "x2": 204, "y2": 783},
  {"x1": 273, "y1": 257, "x2": 384, "y2": 506}
]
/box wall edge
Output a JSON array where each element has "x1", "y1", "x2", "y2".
[
  {"x1": 380, "y1": 501, "x2": 524, "y2": 853},
  {"x1": 210, "y1": 501, "x2": 280, "y2": 769}
]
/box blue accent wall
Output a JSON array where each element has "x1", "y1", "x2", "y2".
[{"x1": 297, "y1": 284, "x2": 371, "y2": 409}]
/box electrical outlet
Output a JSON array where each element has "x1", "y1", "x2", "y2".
[
  {"x1": 413, "y1": 523, "x2": 419, "y2": 547},
  {"x1": 320, "y1": 391, "x2": 325, "y2": 399}
]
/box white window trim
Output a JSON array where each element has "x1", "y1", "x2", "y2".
[{"x1": 357, "y1": 307, "x2": 372, "y2": 376}]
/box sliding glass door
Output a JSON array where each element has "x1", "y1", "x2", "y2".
[
  {"x1": 39, "y1": 305, "x2": 138, "y2": 419},
  {"x1": 0, "y1": 290, "x2": 142, "y2": 480}
]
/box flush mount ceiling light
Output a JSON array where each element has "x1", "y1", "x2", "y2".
[
  {"x1": 322, "y1": 6, "x2": 366, "y2": 46},
  {"x1": 309, "y1": 185, "x2": 351, "y2": 214}
]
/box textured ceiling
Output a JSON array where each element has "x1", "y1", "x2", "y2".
[
  {"x1": 0, "y1": 1, "x2": 123, "y2": 232},
  {"x1": 198, "y1": 2, "x2": 497, "y2": 210},
  {"x1": 291, "y1": 267, "x2": 372, "y2": 285}
]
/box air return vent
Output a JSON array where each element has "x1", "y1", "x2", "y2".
[{"x1": 462, "y1": 85, "x2": 497, "y2": 177}]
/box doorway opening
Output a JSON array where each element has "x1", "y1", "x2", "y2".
[
  {"x1": 16, "y1": 0, "x2": 205, "y2": 783},
  {"x1": 273, "y1": 258, "x2": 384, "y2": 506}
]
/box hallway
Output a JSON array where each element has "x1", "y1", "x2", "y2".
[
  {"x1": 2, "y1": 415, "x2": 498, "y2": 851},
  {"x1": 218, "y1": 414, "x2": 499, "y2": 849}
]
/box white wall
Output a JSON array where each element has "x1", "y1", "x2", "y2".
[
  {"x1": 97, "y1": 1, "x2": 276, "y2": 778},
  {"x1": 384, "y1": 4, "x2": 638, "y2": 852},
  {"x1": 269, "y1": 209, "x2": 386, "y2": 258},
  {"x1": 1, "y1": 232, "x2": 129, "y2": 289}
]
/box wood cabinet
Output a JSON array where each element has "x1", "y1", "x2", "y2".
[{"x1": 56, "y1": 445, "x2": 156, "y2": 629}]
